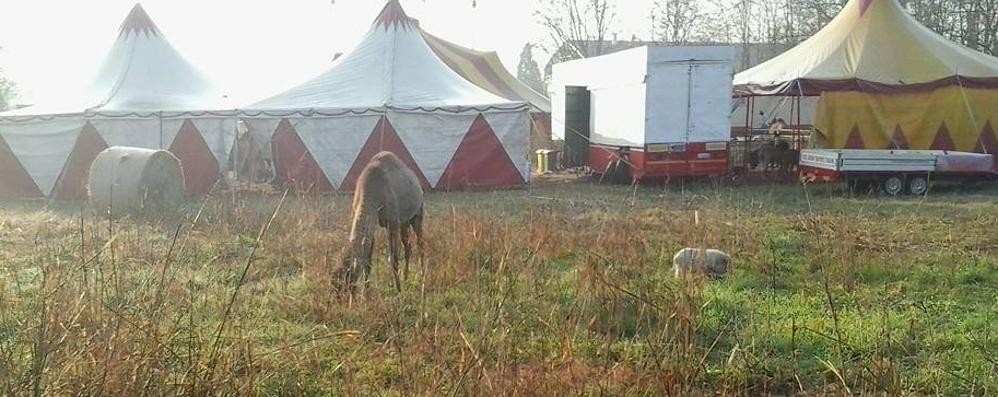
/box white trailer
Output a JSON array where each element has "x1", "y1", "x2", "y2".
[
  {"x1": 799, "y1": 149, "x2": 997, "y2": 195},
  {"x1": 550, "y1": 46, "x2": 735, "y2": 179}
]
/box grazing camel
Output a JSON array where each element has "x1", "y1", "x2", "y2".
[{"x1": 336, "y1": 151, "x2": 424, "y2": 293}]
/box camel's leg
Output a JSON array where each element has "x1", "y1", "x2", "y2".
[
  {"x1": 388, "y1": 221, "x2": 402, "y2": 292},
  {"x1": 382, "y1": 189, "x2": 403, "y2": 292},
  {"x1": 363, "y1": 233, "x2": 374, "y2": 293},
  {"x1": 412, "y1": 207, "x2": 425, "y2": 272},
  {"x1": 400, "y1": 223, "x2": 412, "y2": 281}
]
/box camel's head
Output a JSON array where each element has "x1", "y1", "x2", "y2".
[{"x1": 332, "y1": 247, "x2": 368, "y2": 293}]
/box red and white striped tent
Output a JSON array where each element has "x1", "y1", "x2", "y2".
[
  {"x1": 0, "y1": 4, "x2": 235, "y2": 199},
  {"x1": 422, "y1": 32, "x2": 553, "y2": 140},
  {"x1": 240, "y1": 0, "x2": 531, "y2": 192}
]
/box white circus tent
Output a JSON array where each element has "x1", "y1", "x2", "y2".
[
  {"x1": 240, "y1": 0, "x2": 531, "y2": 192},
  {"x1": 0, "y1": 4, "x2": 235, "y2": 199}
]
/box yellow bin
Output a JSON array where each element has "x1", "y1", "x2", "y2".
[{"x1": 536, "y1": 149, "x2": 559, "y2": 174}]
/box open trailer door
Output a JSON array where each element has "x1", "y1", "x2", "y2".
[{"x1": 563, "y1": 86, "x2": 591, "y2": 168}]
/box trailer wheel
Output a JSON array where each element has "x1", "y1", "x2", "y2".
[
  {"x1": 908, "y1": 175, "x2": 929, "y2": 196},
  {"x1": 882, "y1": 175, "x2": 905, "y2": 196}
]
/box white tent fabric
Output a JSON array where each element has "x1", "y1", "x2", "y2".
[
  {"x1": 0, "y1": 4, "x2": 235, "y2": 198},
  {"x1": 91, "y1": 118, "x2": 163, "y2": 148},
  {"x1": 483, "y1": 110, "x2": 531, "y2": 181},
  {"x1": 249, "y1": 7, "x2": 509, "y2": 110},
  {"x1": 294, "y1": 115, "x2": 383, "y2": 188},
  {"x1": 87, "y1": 11, "x2": 227, "y2": 112},
  {"x1": 241, "y1": 118, "x2": 284, "y2": 148},
  {"x1": 160, "y1": 117, "x2": 236, "y2": 167},
  {"x1": 390, "y1": 111, "x2": 480, "y2": 186},
  {"x1": 191, "y1": 118, "x2": 237, "y2": 168},
  {"x1": 242, "y1": 0, "x2": 530, "y2": 191},
  {"x1": 3, "y1": 4, "x2": 229, "y2": 115},
  {"x1": 0, "y1": 118, "x2": 85, "y2": 196}
]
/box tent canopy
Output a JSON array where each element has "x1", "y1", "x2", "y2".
[
  {"x1": 0, "y1": 3, "x2": 234, "y2": 199},
  {"x1": 248, "y1": 0, "x2": 520, "y2": 112},
  {"x1": 2, "y1": 4, "x2": 229, "y2": 117},
  {"x1": 734, "y1": 0, "x2": 998, "y2": 96},
  {"x1": 422, "y1": 32, "x2": 551, "y2": 113},
  {"x1": 241, "y1": 0, "x2": 530, "y2": 192}
]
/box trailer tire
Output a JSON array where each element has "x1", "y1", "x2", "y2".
[
  {"x1": 908, "y1": 175, "x2": 929, "y2": 196},
  {"x1": 882, "y1": 175, "x2": 905, "y2": 196}
]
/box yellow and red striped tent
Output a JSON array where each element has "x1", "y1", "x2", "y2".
[
  {"x1": 734, "y1": 0, "x2": 998, "y2": 153},
  {"x1": 422, "y1": 32, "x2": 550, "y2": 113}
]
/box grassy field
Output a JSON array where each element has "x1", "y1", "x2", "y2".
[{"x1": 1, "y1": 176, "x2": 996, "y2": 396}]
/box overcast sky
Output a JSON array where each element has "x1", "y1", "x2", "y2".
[{"x1": 0, "y1": 0, "x2": 657, "y2": 105}]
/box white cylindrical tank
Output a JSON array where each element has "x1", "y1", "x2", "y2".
[{"x1": 87, "y1": 146, "x2": 185, "y2": 215}]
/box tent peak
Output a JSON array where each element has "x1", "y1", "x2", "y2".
[
  {"x1": 374, "y1": 0, "x2": 419, "y2": 31},
  {"x1": 119, "y1": 3, "x2": 161, "y2": 38},
  {"x1": 859, "y1": 0, "x2": 875, "y2": 16}
]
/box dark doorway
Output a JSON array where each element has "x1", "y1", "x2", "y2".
[{"x1": 563, "y1": 86, "x2": 591, "y2": 168}]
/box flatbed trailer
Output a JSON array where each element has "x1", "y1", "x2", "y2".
[{"x1": 799, "y1": 149, "x2": 997, "y2": 195}]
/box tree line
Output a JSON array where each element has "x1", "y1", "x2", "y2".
[{"x1": 531, "y1": 0, "x2": 998, "y2": 69}]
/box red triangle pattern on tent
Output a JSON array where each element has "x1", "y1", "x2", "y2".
[
  {"x1": 340, "y1": 116, "x2": 430, "y2": 192},
  {"x1": 168, "y1": 120, "x2": 220, "y2": 196},
  {"x1": 437, "y1": 115, "x2": 525, "y2": 191},
  {"x1": 0, "y1": 134, "x2": 43, "y2": 198},
  {"x1": 930, "y1": 123, "x2": 956, "y2": 151},
  {"x1": 531, "y1": 112, "x2": 552, "y2": 141},
  {"x1": 271, "y1": 119, "x2": 334, "y2": 193},
  {"x1": 974, "y1": 121, "x2": 998, "y2": 154},
  {"x1": 887, "y1": 124, "x2": 909, "y2": 150},
  {"x1": 844, "y1": 124, "x2": 866, "y2": 149},
  {"x1": 53, "y1": 122, "x2": 109, "y2": 200}
]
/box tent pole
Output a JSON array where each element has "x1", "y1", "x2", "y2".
[
  {"x1": 743, "y1": 96, "x2": 751, "y2": 140},
  {"x1": 158, "y1": 111, "x2": 164, "y2": 149},
  {"x1": 796, "y1": 96, "x2": 803, "y2": 149},
  {"x1": 748, "y1": 96, "x2": 755, "y2": 164},
  {"x1": 231, "y1": 115, "x2": 238, "y2": 207},
  {"x1": 783, "y1": 96, "x2": 800, "y2": 148},
  {"x1": 795, "y1": 80, "x2": 805, "y2": 150},
  {"x1": 793, "y1": 96, "x2": 800, "y2": 150}
]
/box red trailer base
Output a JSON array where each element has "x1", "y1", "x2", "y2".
[{"x1": 589, "y1": 142, "x2": 730, "y2": 180}]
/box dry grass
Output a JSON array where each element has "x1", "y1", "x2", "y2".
[{"x1": 0, "y1": 177, "x2": 996, "y2": 396}]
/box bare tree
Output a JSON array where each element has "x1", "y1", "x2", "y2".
[
  {"x1": 902, "y1": 0, "x2": 998, "y2": 55},
  {"x1": 0, "y1": 47, "x2": 16, "y2": 112},
  {"x1": 0, "y1": 78, "x2": 13, "y2": 112},
  {"x1": 653, "y1": 0, "x2": 703, "y2": 43},
  {"x1": 536, "y1": 0, "x2": 617, "y2": 63},
  {"x1": 517, "y1": 43, "x2": 545, "y2": 93}
]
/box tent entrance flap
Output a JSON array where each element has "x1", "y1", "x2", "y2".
[{"x1": 564, "y1": 86, "x2": 591, "y2": 168}]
